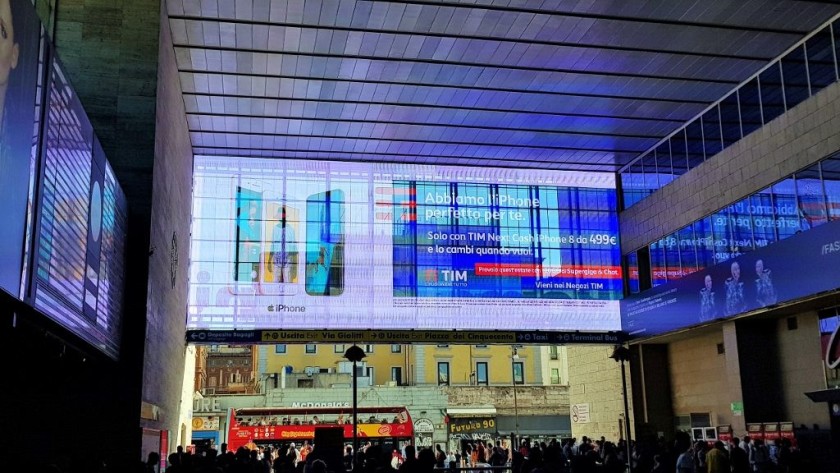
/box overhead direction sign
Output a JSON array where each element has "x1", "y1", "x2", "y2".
[{"x1": 185, "y1": 329, "x2": 623, "y2": 345}]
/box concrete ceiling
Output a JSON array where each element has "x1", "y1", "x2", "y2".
[{"x1": 166, "y1": 0, "x2": 840, "y2": 172}]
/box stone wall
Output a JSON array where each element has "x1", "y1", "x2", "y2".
[
  {"x1": 567, "y1": 346, "x2": 635, "y2": 441},
  {"x1": 138, "y1": 3, "x2": 193, "y2": 454}
]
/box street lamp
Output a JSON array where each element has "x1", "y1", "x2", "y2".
[
  {"x1": 511, "y1": 347, "x2": 520, "y2": 441},
  {"x1": 344, "y1": 345, "x2": 366, "y2": 471},
  {"x1": 610, "y1": 345, "x2": 633, "y2": 473}
]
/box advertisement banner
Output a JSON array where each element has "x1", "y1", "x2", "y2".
[
  {"x1": 448, "y1": 417, "x2": 496, "y2": 435},
  {"x1": 189, "y1": 157, "x2": 622, "y2": 332},
  {"x1": 0, "y1": 0, "x2": 41, "y2": 298},
  {"x1": 622, "y1": 218, "x2": 840, "y2": 338}
]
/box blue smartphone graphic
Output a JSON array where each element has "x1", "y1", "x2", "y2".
[
  {"x1": 305, "y1": 190, "x2": 345, "y2": 296},
  {"x1": 235, "y1": 186, "x2": 263, "y2": 282}
]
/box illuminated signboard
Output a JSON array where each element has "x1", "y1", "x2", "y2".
[
  {"x1": 0, "y1": 0, "x2": 41, "y2": 298},
  {"x1": 623, "y1": 218, "x2": 840, "y2": 338},
  {"x1": 188, "y1": 156, "x2": 622, "y2": 332},
  {"x1": 29, "y1": 57, "x2": 128, "y2": 359}
]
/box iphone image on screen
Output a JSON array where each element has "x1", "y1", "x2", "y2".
[
  {"x1": 263, "y1": 202, "x2": 299, "y2": 296},
  {"x1": 234, "y1": 186, "x2": 263, "y2": 283},
  {"x1": 305, "y1": 190, "x2": 345, "y2": 296}
]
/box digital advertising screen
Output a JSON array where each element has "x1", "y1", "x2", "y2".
[
  {"x1": 0, "y1": 0, "x2": 41, "y2": 298},
  {"x1": 622, "y1": 217, "x2": 840, "y2": 338},
  {"x1": 188, "y1": 157, "x2": 622, "y2": 332},
  {"x1": 29, "y1": 57, "x2": 128, "y2": 359}
]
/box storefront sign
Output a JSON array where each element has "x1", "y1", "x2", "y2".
[
  {"x1": 448, "y1": 417, "x2": 496, "y2": 434},
  {"x1": 730, "y1": 402, "x2": 744, "y2": 416},
  {"x1": 571, "y1": 403, "x2": 590, "y2": 424},
  {"x1": 414, "y1": 418, "x2": 435, "y2": 433},
  {"x1": 192, "y1": 416, "x2": 220, "y2": 431}
]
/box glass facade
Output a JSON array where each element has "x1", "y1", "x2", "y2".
[
  {"x1": 626, "y1": 152, "x2": 840, "y2": 292},
  {"x1": 621, "y1": 22, "x2": 840, "y2": 209}
]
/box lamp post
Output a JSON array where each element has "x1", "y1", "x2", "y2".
[
  {"x1": 344, "y1": 345, "x2": 366, "y2": 471},
  {"x1": 511, "y1": 347, "x2": 520, "y2": 441},
  {"x1": 610, "y1": 345, "x2": 633, "y2": 473}
]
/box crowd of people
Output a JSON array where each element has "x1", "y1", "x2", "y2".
[{"x1": 134, "y1": 434, "x2": 810, "y2": 473}]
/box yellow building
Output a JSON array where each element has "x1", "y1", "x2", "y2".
[{"x1": 261, "y1": 343, "x2": 568, "y2": 387}]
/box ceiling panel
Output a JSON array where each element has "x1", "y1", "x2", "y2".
[{"x1": 167, "y1": 0, "x2": 840, "y2": 171}]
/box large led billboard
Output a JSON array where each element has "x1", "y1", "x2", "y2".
[
  {"x1": 188, "y1": 157, "x2": 622, "y2": 332},
  {"x1": 0, "y1": 0, "x2": 40, "y2": 297},
  {"x1": 29, "y1": 58, "x2": 128, "y2": 359},
  {"x1": 622, "y1": 218, "x2": 840, "y2": 338}
]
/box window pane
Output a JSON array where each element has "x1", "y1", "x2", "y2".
[
  {"x1": 391, "y1": 344, "x2": 402, "y2": 353},
  {"x1": 685, "y1": 119, "x2": 705, "y2": 169},
  {"x1": 750, "y1": 187, "x2": 777, "y2": 247},
  {"x1": 642, "y1": 153, "x2": 660, "y2": 190},
  {"x1": 438, "y1": 362, "x2": 449, "y2": 385},
  {"x1": 626, "y1": 252, "x2": 640, "y2": 294},
  {"x1": 663, "y1": 232, "x2": 682, "y2": 281},
  {"x1": 621, "y1": 161, "x2": 648, "y2": 209},
  {"x1": 710, "y1": 206, "x2": 732, "y2": 264},
  {"x1": 822, "y1": 154, "x2": 840, "y2": 221},
  {"x1": 305, "y1": 344, "x2": 316, "y2": 353},
  {"x1": 739, "y1": 79, "x2": 762, "y2": 137},
  {"x1": 759, "y1": 63, "x2": 785, "y2": 124},
  {"x1": 796, "y1": 164, "x2": 827, "y2": 229},
  {"x1": 693, "y1": 217, "x2": 716, "y2": 271},
  {"x1": 701, "y1": 105, "x2": 723, "y2": 158},
  {"x1": 782, "y1": 45, "x2": 810, "y2": 109},
  {"x1": 275, "y1": 344, "x2": 286, "y2": 354},
  {"x1": 654, "y1": 144, "x2": 674, "y2": 188},
  {"x1": 728, "y1": 198, "x2": 754, "y2": 255},
  {"x1": 670, "y1": 130, "x2": 689, "y2": 177},
  {"x1": 649, "y1": 239, "x2": 668, "y2": 287},
  {"x1": 720, "y1": 92, "x2": 742, "y2": 147},
  {"x1": 772, "y1": 178, "x2": 801, "y2": 241},
  {"x1": 476, "y1": 362, "x2": 488, "y2": 385},
  {"x1": 513, "y1": 362, "x2": 524, "y2": 384},
  {"x1": 676, "y1": 224, "x2": 699, "y2": 276},
  {"x1": 550, "y1": 368, "x2": 560, "y2": 385},
  {"x1": 806, "y1": 27, "x2": 837, "y2": 95}
]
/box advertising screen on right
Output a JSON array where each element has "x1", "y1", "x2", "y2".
[{"x1": 622, "y1": 218, "x2": 840, "y2": 338}]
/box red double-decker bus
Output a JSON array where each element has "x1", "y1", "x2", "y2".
[{"x1": 226, "y1": 406, "x2": 414, "y2": 452}]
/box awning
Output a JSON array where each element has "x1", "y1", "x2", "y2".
[
  {"x1": 496, "y1": 415, "x2": 571, "y2": 436},
  {"x1": 804, "y1": 388, "x2": 840, "y2": 403},
  {"x1": 446, "y1": 408, "x2": 497, "y2": 417}
]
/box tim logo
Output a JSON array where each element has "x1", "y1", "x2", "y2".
[{"x1": 423, "y1": 270, "x2": 468, "y2": 285}]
